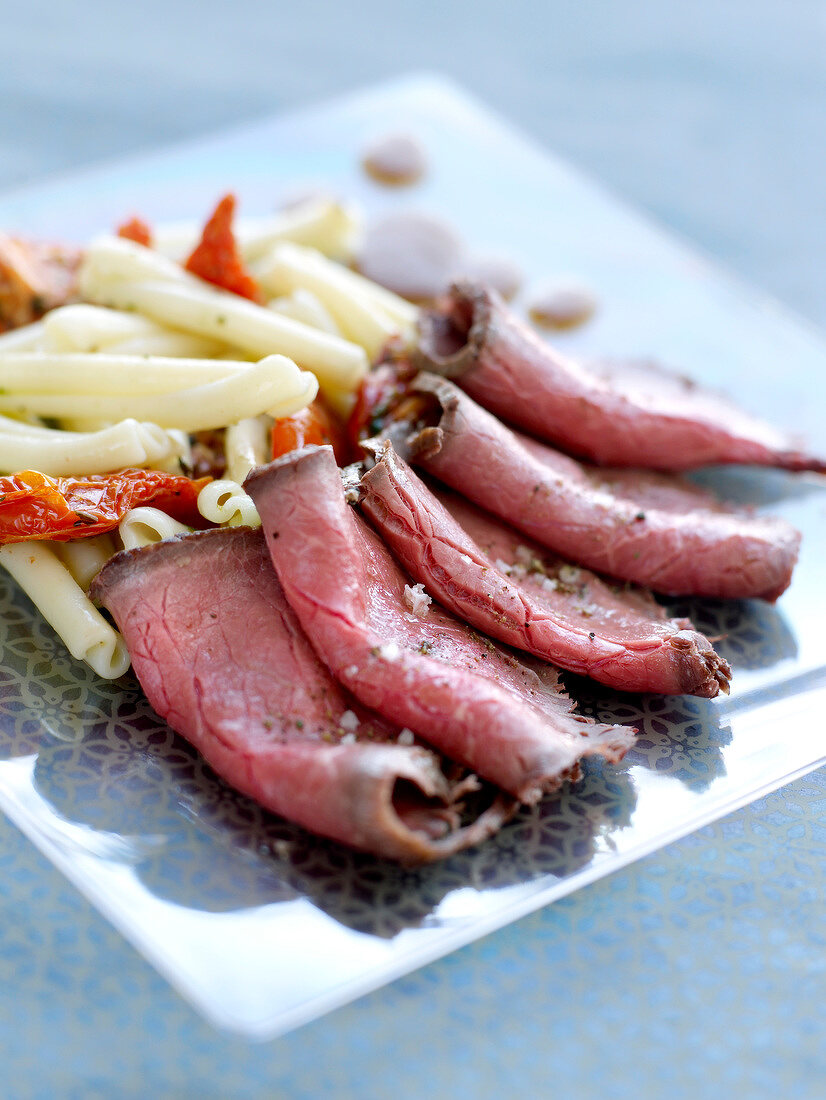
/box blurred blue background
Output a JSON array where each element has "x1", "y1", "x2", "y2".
[{"x1": 3, "y1": 1, "x2": 826, "y2": 322}]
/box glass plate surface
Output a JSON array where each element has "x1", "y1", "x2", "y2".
[{"x1": 0, "y1": 75, "x2": 824, "y2": 1039}]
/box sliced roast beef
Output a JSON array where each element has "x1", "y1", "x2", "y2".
[
  {"x1": 245, "y1": 446, "x2": 634, "y2": 804},
  {"x1": 416, "y1": 282, "x2": 826, "y2": 472},
  {"x1": 358, "y1": 441, "x2": 731, "y2": 697},
  {"x1": 399, "y1": 374, "x2": 800, "y2": 601},
  {"x1": 90, "y1": 526, "x2": 513, "y2": 862}
]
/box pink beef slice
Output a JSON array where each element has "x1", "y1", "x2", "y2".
[
  {"x1": 358, "y1": 440, "x2": 731, "y2": 697},
  {"x1": 90, "y1": 526, "x2": 514, "y2": 863},
  {"x1": 415, "y1": 282, "x2": 826, "y2": 472},
  {"x1": 245, "y1": 446, "x2": 634, "y2": 805},
  {"x1": 401, "y1": 374, "x2": 801, "y2": 602}
]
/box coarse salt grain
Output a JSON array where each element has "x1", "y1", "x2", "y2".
[
  {"x1": 339, "y1": 709, "x2": 359, "y2": 731},
  {"x1": 403, "y1": 582, "x2": 432, "y2": 616},
  {"x1": 378, "y1": 642, "x2": 401, "y2": 660},
  {"x1": 340, "y1": 732, "x2": 357, "y2": 744},
  {"x1": 397, "y1": 728, "x2": 415, "y2": 745}
]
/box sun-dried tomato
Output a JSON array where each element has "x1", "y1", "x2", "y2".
[
  {"x1": 117, "y1": 217, "x2": 152, "y2": 248},
  {"x1": 184, "y1": 193, "x2": 261, "y2": 301},
  {"x1": 271, "y1": 400, "x2": 348, "y2": 465},
  {"x1": 0, "y1": 469, "x2": 210, "y2": 544},
  {"x1": 346, "y1": 361, "x2": 411, "y2": 452}
]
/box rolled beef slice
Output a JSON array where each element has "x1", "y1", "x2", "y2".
[
  {"x1": 416, "y1": 282, "x2": 826, "y2": 472},
  {"x1": 401, "y1": 374, "x2": 800, "y2": 601},
  {"x1": 245, "y1": 447, "x2": 634, "y2": 804},
  {"x1": 91, "y1": 527, "x2": 513, "y2": 862},
  {"x1": 358, "y1": 441, "x2": 731, "y2": 697}
]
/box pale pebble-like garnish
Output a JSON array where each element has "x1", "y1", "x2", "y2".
[
  {"x1": 362, "y1": 134, "x2": 427, "y2": 186},
  {"x1": 454, "y1": 254, "x2": 523, "y2": 300},
  {"x1": 528, "y1": 283, "x2": 598, "y2": 329},
  {"x1": 358, "y1": 211, "x2": 463, "y2": 301}
]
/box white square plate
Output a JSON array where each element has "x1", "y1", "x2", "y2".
[{"x1": 0, "y1": 75, "x2": 824, "y2": 1038}]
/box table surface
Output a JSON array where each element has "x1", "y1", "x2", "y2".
[{"x1": 2, "y1": 4, "x2": 825, "y2": 1098}]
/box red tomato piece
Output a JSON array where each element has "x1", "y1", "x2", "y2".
[
  {"x1": 184, "y1": 194, "x2": 261, "y2": 301},
  {"x1": 117, "y1": 217, "x2": 152, "y2": 247},
  {"x1": 346, "y1": 362, "x2": 408, "y2": 452},
  {"x1": 271, "y1": 400, "x2": 348, "y2": 465},
  {"x1": 0, "y1": 469, "x2": 211, "y2": 544}
]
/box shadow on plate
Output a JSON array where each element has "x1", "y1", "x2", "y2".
[
  {"x1": 564, "y1": 594, "x2": 799, "y2": 791},
  {"x1": 665, "y1": 595, "x2": 798, "y2": 672},
  {"x1": 565, "y1": 673, "x2": 732, "y2": 792},
  {"x1": 688, "y1": 466, "x2": 825, "y2": 509},
  {"x1": 23, "y1": 701, "x2": 638, "y2": 939}
]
